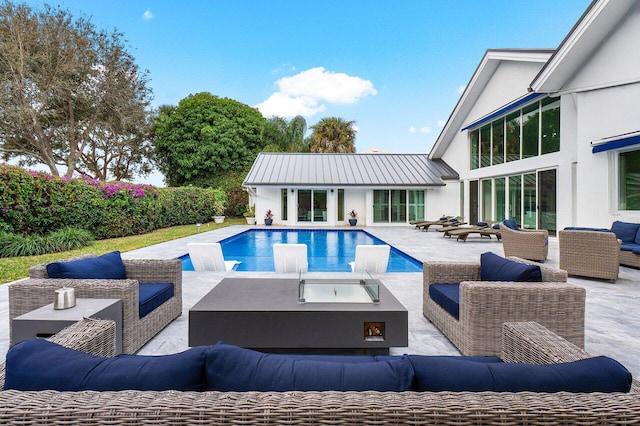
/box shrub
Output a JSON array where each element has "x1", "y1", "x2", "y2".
[
  {"x1": 0, "y1": 227, "x2": 94, "y2": 258},
  {"x1": 227, "y1": 187, "x2": 249, "y2": 217}
]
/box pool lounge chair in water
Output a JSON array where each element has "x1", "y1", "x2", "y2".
[
  {"x1": 187, "y1": 243, "x2": 241, "y2": 272},
  {"x1": 349, "y1": 245, "x2": 390, "y2": 273},
  {"x1": 273, "y1": 243, "x2": 309, "y2": 273}
]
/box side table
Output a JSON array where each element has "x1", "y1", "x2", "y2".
[{"x1": 12, "y1": 298, "x2": 123, "y2": 354}]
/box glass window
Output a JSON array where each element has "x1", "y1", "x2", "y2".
[
  {"x1": 408, "y1": 190, "x2": 425, "y2": 222},
  {"x1": 470, "y1": 129, "x2": 479, "y2": 169},
  {"x1": 492, "y1": 118, "x2": 504, "y2": 165},
  {"x1": 505, "y1": 111, "x2": 520, "y2": 162},
  {"x1": 298, "y1": 190, "x2": 311, "y2": 222},
  {"x1": 538, "y1": 169, "x2": 557, "y2": 236},
  {"x1": 522, "y1": 102, "x2": 540, "y2": 158},
  {"x1": 391, "y1": 190, "x2": 407, "y2": 223},
  {"x1": 523, "y1": 173, "x2": 537, "y2": 229},
  {"x1": 509, "y1": 175, "x2": 522, "y2": 226},
  {"x1": 281, "y1": 189, "x2": 288, "y2": 221},
  {"x1": 481, "y1": 179, "x2": 492, "y2": 221},
  {"x1": 480, "y1": 125, "x2": 491, "y2": 167},
  {"x1": 541, "y1": 98, "x2": 560, "y2": 154},
  {"x1": 313, "y1": 190, "x2": 327, "y2": 222},
  {"x1": 373, "y1": 190, "x2": 389, "y2": 223},
  {"x1": 337, "y1": 189, "x2": 344, "y2": 221},
  {"x1": 619, "y1": 150, "x2": 640, "y2": 210},
  {"x1": 494, "y1": 177, "x2": 506, "y2": 222}
]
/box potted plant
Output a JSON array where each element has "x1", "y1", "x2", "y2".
[
  {"x1": 243, "y1": 204, "x2": 256, "y2": 225},
  {"x1": 264, "y1": 209, "x2": 274, "y2": 226},
  {"x1": 348, "y1": 209, "x2": 358, "y2": 226},
  {"x1": 213, "y1": 199, "x2": 226, "y2": 224}
]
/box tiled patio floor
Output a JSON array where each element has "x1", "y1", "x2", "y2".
[{"x1": 2, "y1": 224, "x2": 639, "y2": 377}]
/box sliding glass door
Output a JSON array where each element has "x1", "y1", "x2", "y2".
[{"x1": 297, "y1": 190, "x2": 327, "y2": 223}]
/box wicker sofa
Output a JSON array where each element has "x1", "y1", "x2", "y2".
[
  {"x1": 0, "y1": 319, "x2": 637, "y2": 425},
  {"x1": 499, "y1": 223, "x2": 549, "y2": 261},
  {"x1": 423, "y1": 256, "x2": 585, "y2": 356},
  {"x1": 559, "y1": 229, "x2": 621, "y2": 281},
  {"x1": 9, "y1": 255, "x2": 182, "y2": 354}
]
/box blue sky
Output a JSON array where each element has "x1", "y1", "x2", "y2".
[{"x1": 25, "y1": 0, "x2": 592, "y2": 184}]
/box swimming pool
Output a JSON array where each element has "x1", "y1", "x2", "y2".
[{"x1": 181, "y1": 229, "x2": 422, "y2": 272}]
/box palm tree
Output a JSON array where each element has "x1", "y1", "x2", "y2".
[
  {"x1": 308, "y1": 117, "x2": 357, "y2": 153},
  {"x1": 260, "y1": 116, "x2": 309, "y2": 152}
]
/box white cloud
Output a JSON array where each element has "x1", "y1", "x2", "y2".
[
  {"x1": 255, "y1": 67, "x2": 377, "y2": 118},
  {"x1": 408, "y1": 126, "x2": 416, "y2": 134},
  {"x1": 420, "y1": 126, "x2": 431, "y2": 134},
  {"x1": 457, "y1": 85, "x2": 466, "y2": 94},
  {"x1": 143, "y1": 9, "x2": 154, "y2": 20},
  {"x1": 437, "y1": 120, "x2": 446, "y2": 127}
]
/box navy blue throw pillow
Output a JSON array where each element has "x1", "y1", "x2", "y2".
[
  {"x1": 5, "y1": 339, "x2": 208, "y2": 391},
  {"x1": 502, "y1": 219, "x2": 519, "y2": 230},
  {"x1": 480, "y1": 252, "x2": 542, "y2": 282},
  {"x1": 205, "y1": 343, "x2": 414, "y2": 391},
  {"x1": 46, "y1": 251, "x2": 126, "y2": 279},
  {"x1": 476, "y1": 221, "x2": 488, "y2": 227},
  {"x1": 408, "y1": 355, "x2": 632, "y2": 393}
]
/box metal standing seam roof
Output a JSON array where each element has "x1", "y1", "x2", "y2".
[{"x1": 243, "y1": 153, "x2": 459, "y2": 187}]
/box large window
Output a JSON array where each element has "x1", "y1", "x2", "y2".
[
  {"x1": 281, "y1": 189, "x2": 288, "y2": 221},
  {"x1": 297, "y1": 190, "x2": 327, "y2": 222},
  {"x1": 468, "y1": 97, "x2": 559, "y2": 168},
  {"x1": 472, "y1": 171, "x2": 556, "y2": 235},
  {"x1": 619, "y1": 150, "x2": 640, "y2": 210},
  {"x1": 374, "y1": 189, "x2": 422, "y2": 223},
  {"x1": 337, "y1": 189, "x2": 344, "y2": 221}
]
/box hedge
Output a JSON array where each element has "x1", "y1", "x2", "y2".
[{"x1": 0, "y1": 164, "x2": 227, "y2": 239}]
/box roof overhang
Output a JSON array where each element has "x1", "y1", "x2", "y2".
[{"x1": 530, "y1": 0, "x2": 638, "y2": 93}]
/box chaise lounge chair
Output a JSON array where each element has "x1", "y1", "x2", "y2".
[
  {"x1": 187, "y1": 243, "x2": 241, "y2": 272},
  {"x1": 349, "y1": 245, "x2": 390, "y2": 273},
  {"x1": 413, "y1": 216, "x2": 451, "y2": 230},
  {"x1": 273, "y1": 243, "x2": 308, "y2": 272},
  {"x1": 445, "y1": 222, "x2": 502, "y2": 242}
]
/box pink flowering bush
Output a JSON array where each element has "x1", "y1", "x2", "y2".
[{"x1": 0, "y1": 164, "x2": 222, "y2": 239}]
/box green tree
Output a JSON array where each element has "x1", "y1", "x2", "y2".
[
  {"x1": 308, "y1": 117, "x2": 357, "y2": 153},
  {"x1": 153, "y1": 92, "x2": 266, "y2": 187},
  {"x1": 260, "y1": 115, "x2": 308, "y2": 152},
  {"x1": 0, "y1": 2, "x2": 153, "y2": 180}
]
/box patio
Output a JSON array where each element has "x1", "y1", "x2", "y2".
[{"x1": 1, "y1": 224, "x2": 639, "y2": 378}]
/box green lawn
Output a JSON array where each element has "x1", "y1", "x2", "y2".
[{"x1": 0, "y1": 219, "x2": 246, "y2": 285}]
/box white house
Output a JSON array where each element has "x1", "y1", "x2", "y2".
[
  {"x1": 430, "y1": 0, "x2": 640, "y2": 235},
  {"x1": 242, "y1": 153, "x2": 458, "y2": 226}
]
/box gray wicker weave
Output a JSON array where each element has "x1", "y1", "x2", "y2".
[
  {"x1": 9, "y1": 256, "x2": 182, "y2": 354},
  {"x1": 423, "y1": 257, "x2": 585, "y2": 356},
  {"x1": 620, "y1": 250, "x2": 640, "y2": 268},
  {"x1": 0, "y1": 320, "x2": 637, "y2": 425},
  {"x1": 559, "y1": 229, "x2": 620, "y2": 281},
  {"x1": 500, "y1": 223, "x2": 549, "y2": 261}
]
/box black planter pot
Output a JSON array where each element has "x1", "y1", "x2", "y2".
[
  {"x1": 265, "y1": 218, "x2": 273, "y2": 226},
  {"x1": 348, "y1": 218, "x2": 357, "y2": 226}
]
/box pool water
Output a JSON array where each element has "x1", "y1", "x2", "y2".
[{"x1": 181, "y1": 229, "x2": 422, "y2": 272}]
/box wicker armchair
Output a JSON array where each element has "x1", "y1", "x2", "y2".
[
  {"x1": 500, "y1": 223, "x2": 549, "y2": 261},
  {"x1": 0, "y1": 320, "x2": 637, "y2": 425},
  {"x1": 9, "y1": 256, "x2": 182, "y2": 354},
  {"x1": 423, "y1": 257, "x2": 585, "y2": 356},
  {"x1": 559, "y1": 229, "x2": 620, "y2": 281}
]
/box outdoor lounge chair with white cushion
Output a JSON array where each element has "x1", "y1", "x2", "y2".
[
  {"x1": 273, "y1": 243, "x2": 308, "y2": 272},
  {"x1": 187, "y1": 243, "x2": 240, "y2": 272},
  {"x1": 349, "y1": 244, "x2": 390, "y2": 273}
]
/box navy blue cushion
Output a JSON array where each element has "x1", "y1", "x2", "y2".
[
  {"x1": 492, "y1": 223, "x2": 500, "y2": 229},
  {"x1": 620, "y1": 243, "x2": 639, "y2": 252},
  {"x1": 611, "y1": 221, "x2": 640, "y2": 244},
  {"x1": 502, "y1": 219, "x2": 519, "y2": 230},
  {"x1": 480, "y1": 252, "x2": 542, "y2": 282},
  {"x1": 439, "y1": 216, "x2": 448, "y2": 221},
  {"x1": 564, "y1": 227, "x2": 611, "y2": 232},
  {"x1": 476, "y1": 221, "x2": 488, "y2": 227},
  {"x1": 429, "y1": 283, "x2": 460, "y2": 320},
  {"x1": 205, "y1": 343, "x2": 414, "y2": 391},
  {"x1": 633, "y1": 247, "x2": 640, "y2": 256},
  {"x1": 635, "y1": 226, "x2": 640, "y2": 245},
  {"x1": 139, "y1": 282, "x2": 174, "y2": 318},
  {"x1": 46, "y1": 251, "x2": 126, "y2": 279},
  {"x1": 4, "y1": 339, "x2": 208, "y2": 391},
  {"x1": 408, "y1": 355, "x2": 632, "y2": 393}
]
